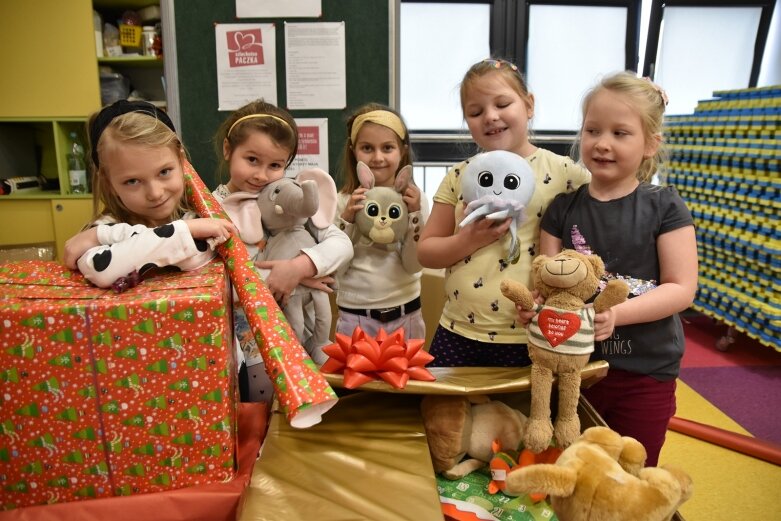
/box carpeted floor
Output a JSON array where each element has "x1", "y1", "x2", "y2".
[
  {"x1": 678, "y1": 313, "x2": 781, "y2": 444},
  {"x1": 660, "y1": 313, "x2": 781, "y2": 520}
]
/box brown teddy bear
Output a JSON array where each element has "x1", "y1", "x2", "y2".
[
  {"x1": 420, "y1": 394, "x2": 527, "y2": 479},
  {"x1": 503, "y1": 426, "x2": 693, "y2": 521},
  {"x1": 500, "y1": 250, "x2": 629, "y2": 453}
]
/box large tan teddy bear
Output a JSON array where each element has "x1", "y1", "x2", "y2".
[
  {"x1": 503, "y1": 426, "x2": 693, "y2": 521},
  {"x1": 500, "y1": 250, "x2": 629, "y2": 453},
  {"x1": 420, "y1": 395, "x2": 527, "y2": 479}
]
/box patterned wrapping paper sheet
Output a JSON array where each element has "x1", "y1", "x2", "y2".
[
  {"x1": 183, "y1": 161, "x2": 338, "y2": 427},
  {"x1": 0, "y1": 260, "x2": 237, "y2": 509}
]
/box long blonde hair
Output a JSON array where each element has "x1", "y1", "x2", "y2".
[
  {"x1": 89, "y1": 111, "x2": 189, "y2": 226},
  {"x1": 576, "y1": 71, "x2": 668, "y2": 183}
]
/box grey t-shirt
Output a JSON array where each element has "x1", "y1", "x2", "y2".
[{"x1": 541, "y1": 183, "x2": 694, "y2": 381}]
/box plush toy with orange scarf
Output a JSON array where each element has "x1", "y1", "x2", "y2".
[
  {"x1": 421, "y1": 394, "x2": 527, "y2": 480},
  {"x1": 488, "y1": 441, "x2": 563, "y2": 501}
]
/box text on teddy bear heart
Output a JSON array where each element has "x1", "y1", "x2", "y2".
[{"x1": 538, "y1": 309, "x2": 581, "y2": 347}]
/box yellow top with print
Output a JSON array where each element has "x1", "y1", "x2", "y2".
[{"x1": 433, "y1": 148, "x2": 590, "y2": 343}]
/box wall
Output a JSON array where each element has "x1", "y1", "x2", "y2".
[{"x1": 173, "y1": 0, "x2": 390, "y2": 189}]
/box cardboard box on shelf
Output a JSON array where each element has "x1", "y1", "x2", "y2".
[{"x1": 0, "y1": 260, "x2": 237, "y2": 510}]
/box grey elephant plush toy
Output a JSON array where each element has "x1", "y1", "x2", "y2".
[
  {"x1": 353, "y1": 161, "x2": 413, "y2": 250},
  {"x1": 255, "y1": 169, "x2": 338, "y2": 364},
  {"x1": 221, "y1": 169, "x2": 338, "y2": 365}
]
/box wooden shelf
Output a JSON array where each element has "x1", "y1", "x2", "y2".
[
  {"x1": 99, "y1": 55, "x2": 163, "y2": 67},
  {"x1": 0, "y1": 191, "x2": 91, "y2": 200},
  {"x1": 0, "y1": 0, "x2": 164, "y2": 261}
]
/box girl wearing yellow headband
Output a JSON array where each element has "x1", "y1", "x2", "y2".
[{"x1": 334, "y1": 103, "x2": 429, "y2": 340}]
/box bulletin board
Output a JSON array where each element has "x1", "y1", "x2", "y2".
[{"x1": 173, "y1": 0, "x2": 391, "y2": 189}]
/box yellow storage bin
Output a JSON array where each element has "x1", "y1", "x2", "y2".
[{"x1": 119, "y1": 24, "x2": 141, "y2": 47}]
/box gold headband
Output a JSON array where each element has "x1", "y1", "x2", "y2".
[
  {"x1": 350, "y1": 110, "x2": 406, "y2": 146},
  {"x1": 227, "y1": 113, "x2": 292, "y2": 137}
]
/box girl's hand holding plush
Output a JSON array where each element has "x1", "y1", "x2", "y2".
[
  {"x1": 403, "y1": 184, "x2": 422, "y2": 213},
  {"x1": 256, "y1": 255, "x2": 317, "y2": 307},
  {"x1": 594, "y1": 307, "x2": 618, "y2": 341},
  {"x1": 340, "y1": 187, "x2": 368, "y2": 223},
  {"x1": 300, "y1": 274, "x2": 335, "y2": 293},
  {"x1": 186, "y1": 218, "x2": 237, "y2": 243},
  {"x1": 458, "y1": 215, "x2": 512, "y2": 253},
  {"x1": 515, "y1": 289, "x2": 544, "y2": 326},
  {"x1": 63, "y1": 227, "x2": 100, "y2": 269}
]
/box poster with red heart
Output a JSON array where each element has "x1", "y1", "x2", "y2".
[{"x1": 215, "y1": 23, "x2": 277, "y2": 110}]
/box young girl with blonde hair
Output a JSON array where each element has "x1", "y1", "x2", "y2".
[
  {"x1": 64, "y1": 100, "x2": 236, "y2": 289},
  {"x1": 540, "y1": 71, "x2": 697, "y2": 464},
  {"x1": 334, "y1": 103, "x2": 429, "y2": 339},
  {"x1": 418, "y1": 59, "x2": 590, "y2": 367}
]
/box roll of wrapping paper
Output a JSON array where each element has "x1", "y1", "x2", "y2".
[
  {"x1": 183, "y1": 161, "x2": 338, "y2": 428},
  {"x1": 668, "y1": 416, "x2": 781, "y2": 466}
]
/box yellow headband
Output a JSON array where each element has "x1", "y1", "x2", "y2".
[
  {"x1": 350, "y1": 110, "x2": 406, "y2": 146},
  {"x1": 227, "y1": 113, "x2": 292, "y2": 137}
]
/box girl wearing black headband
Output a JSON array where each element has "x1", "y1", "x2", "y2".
[{"x1": 63, "y1": 100, "x2": 236, "y2": 289}]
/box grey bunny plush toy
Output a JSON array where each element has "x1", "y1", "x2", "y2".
[{"x1": 353, "y1": 161, "x2": 413, "y2": 250}]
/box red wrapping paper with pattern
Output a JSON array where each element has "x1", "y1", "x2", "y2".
[
  {"x1": 0, "y1": 261, "x2": 236, "y2": 510},
  {"x1": 0, "y1": 403, "x2": 268, "y2": 521},
  {"x1": 183, "y1": 161, "x2": 338, "y2": 428}
]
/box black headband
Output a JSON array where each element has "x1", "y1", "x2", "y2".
[{"x1": 89, "y1": 99, "x2": 177, "y2": 166}]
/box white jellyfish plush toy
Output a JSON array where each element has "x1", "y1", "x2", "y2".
[{"x1": 459, "y1": 150, "x2": 536, "y2": 263}]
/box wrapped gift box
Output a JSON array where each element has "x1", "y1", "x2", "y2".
[
  {"x1": 2, "y1": 403, "x2": 267, "y2": 521},
  {"x1": 0, "y1": 260, "x2": 237, "y2": 510},
  {"x1": 239, "y1": 368, "x2": 685, "y2": 521}
]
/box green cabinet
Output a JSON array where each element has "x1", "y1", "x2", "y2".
[{"x1": 0, "y1": 198, "x2": 93, "y2": 262}]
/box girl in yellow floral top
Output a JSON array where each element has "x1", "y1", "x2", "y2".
[{"x1": 418, "y1": 58, "x2": 590, "y2": 367}]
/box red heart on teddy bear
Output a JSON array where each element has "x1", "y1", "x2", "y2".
[{"x1": 538, "y1": 309, "x2": 581, "y2": 347}]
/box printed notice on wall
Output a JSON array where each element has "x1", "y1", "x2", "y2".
[
  {"x1": 236, "y1": 0, "x2": 321, "y2": 18},
  {"x1": 215, "y1": 23, "x2": 277, "y2": 110},
  {"x1": 284, "y1": 22, "x2": 346, "y2": 110},
  {"x1": 287, "y1": 118, "x2": 329, "y2": 177}
]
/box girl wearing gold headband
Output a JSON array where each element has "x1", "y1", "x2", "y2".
[
  {"x1": 212, "y1": 99, "x2": 352, "y2": 403},
  {"x1": 334, "y1": 103, "x2": 429, "y2": 340}
]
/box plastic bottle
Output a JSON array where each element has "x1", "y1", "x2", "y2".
[
  {"x1": 142, "y1": 26, "x2": 156, "y2": 56},
  {"x1": 93, "y1": 10, "x2": 104, "y2": 57},
  {"x1": 68, "y1": 132, "x2": 88, "y2": 194}
]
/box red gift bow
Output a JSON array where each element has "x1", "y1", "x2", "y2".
[{"x1": 321, "y1": 327, "x2": 435, "y2": 389}]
